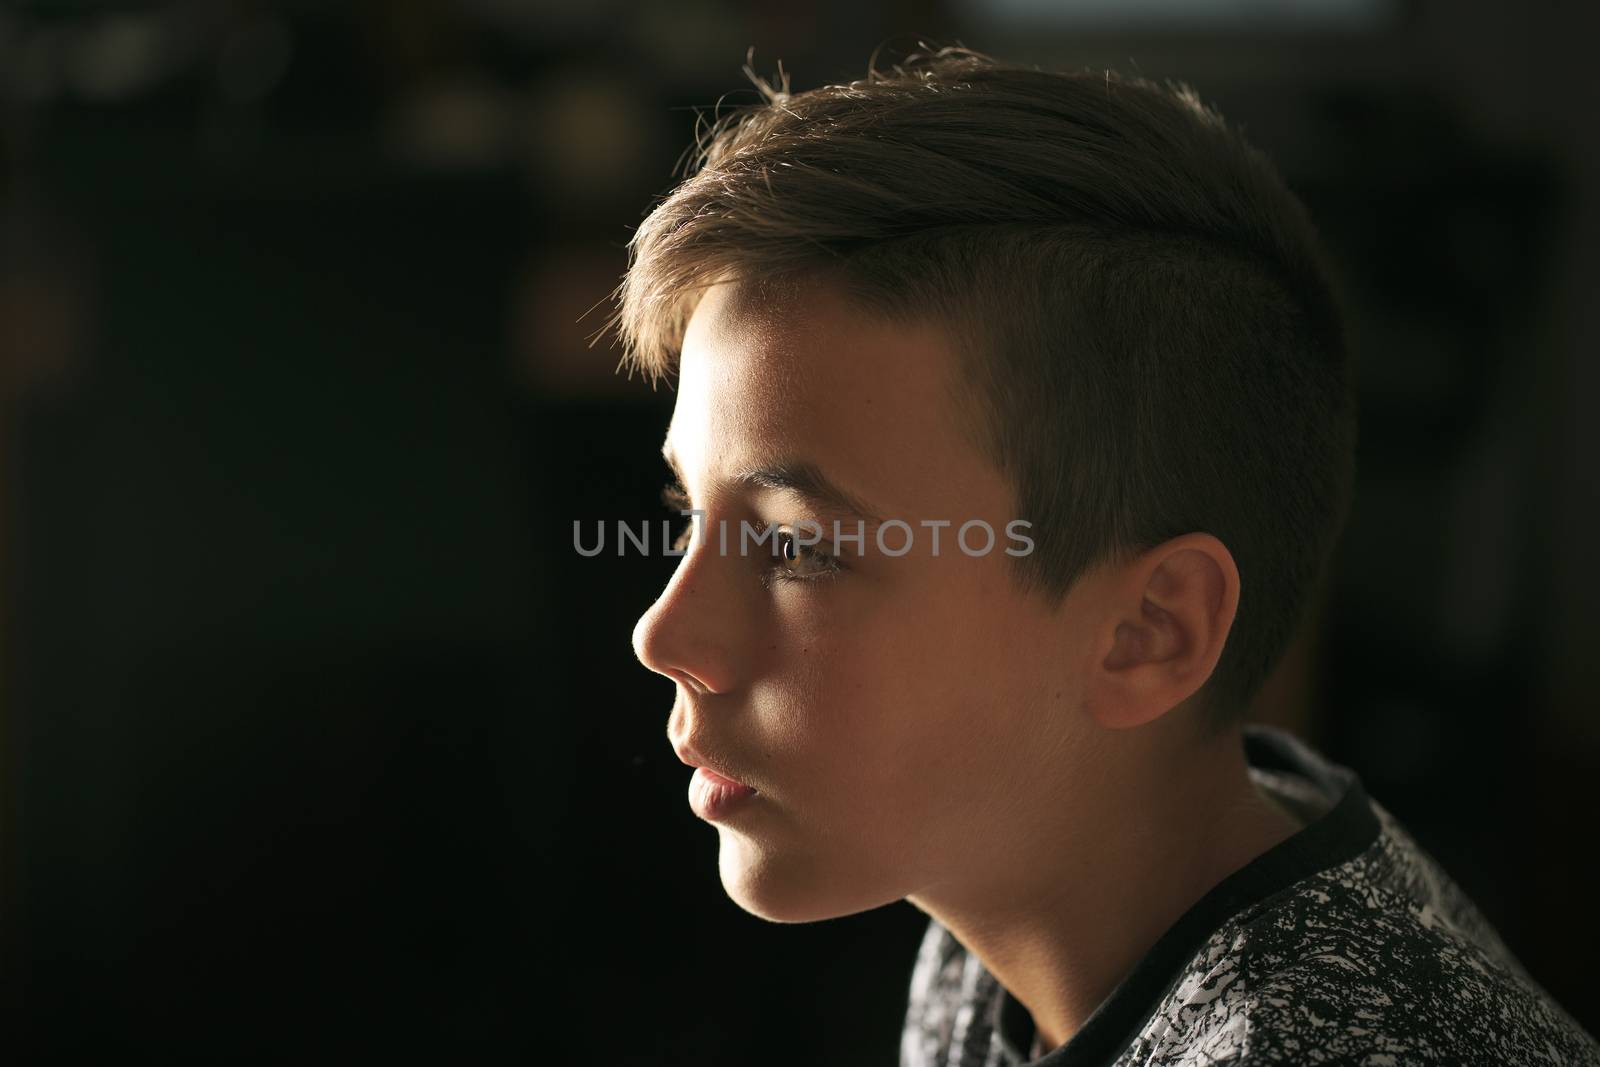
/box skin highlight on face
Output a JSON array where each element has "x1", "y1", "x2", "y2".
[{"x1": 633, "y1": 275, "x2": 1078, "y2": 918}]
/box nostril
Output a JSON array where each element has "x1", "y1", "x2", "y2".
[{"x1": 664, "y1": 667, "x2": 708, "y2": 696}]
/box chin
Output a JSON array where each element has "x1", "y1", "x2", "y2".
[{"x1": 716, "y1": 831, "x2": 902, "y2": 924}]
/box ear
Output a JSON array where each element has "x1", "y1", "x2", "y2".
[{"x1": 1083, "y1": 534, "x2": 1240, "y2": 730}]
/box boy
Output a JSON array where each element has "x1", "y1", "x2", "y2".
[{"x1": 614, "y1": 46, "x2": 1600, "y2": 1066}]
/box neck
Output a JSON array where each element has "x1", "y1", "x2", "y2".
[{"x1": 906, "y1": 723, "x2": 1304, "y2": 1056}]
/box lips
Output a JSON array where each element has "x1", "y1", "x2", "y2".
[
  {"x1": 688, "y1": 765, "x2": 756, "y2": 821},
  {"x1": 672, "y1": 740, "x2": 757, "y2": 793}
]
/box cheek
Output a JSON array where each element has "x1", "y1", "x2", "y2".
[
  {"x1": 743, "y1": 565, "x2": 1059, "y2": 802},
  {"x1": 720, "y1": 588, "x2": 1066, "y2": 909},
  {"x1": 758, "y1": 608, "x2": 1026, "y2": 806}
]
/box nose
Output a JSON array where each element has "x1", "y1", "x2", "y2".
[{"x1": 631, "y1": 547, "x2": 739, "y2": 696}]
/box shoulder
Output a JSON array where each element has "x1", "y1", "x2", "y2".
[
  {"x1": 1231, "y1": 948, "x2": 1600, "y2": 1066},
  {"x1": 1212, "y1": 835, "x2": 1600, "y2": 1067},
  {"x1": 1133, "y1": 813, "x2": 1600, "y2": 1067},
  {"x1": 1130, "y1": 898, "x2": 1600, "y2": 1067}
]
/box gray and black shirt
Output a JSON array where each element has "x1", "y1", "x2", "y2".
[{"x1": 901, "y1": 724, "x2": 1600, "y2": 1066}]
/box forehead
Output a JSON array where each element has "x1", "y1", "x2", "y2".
[{"x1": 669, "y1": 277, "x2": 990, "y2": 517}]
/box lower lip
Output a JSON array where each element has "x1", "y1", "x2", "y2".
[{"x1": 689, "y1": 766, "x2": 758, "y2": 821}]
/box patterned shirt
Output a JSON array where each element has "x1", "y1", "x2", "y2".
[{"x1": 901, "y1": 724, "x2": 1600, "y2": 1066}]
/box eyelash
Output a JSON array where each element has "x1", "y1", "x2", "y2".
[
  {"x1": 762, "y1": 530, "x2": 844, "y2": 589},
  {"x1": 659, "y1": 481, "x2": 844, "y2": 588}
]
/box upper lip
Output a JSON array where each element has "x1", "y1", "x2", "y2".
[{"x1": 672, "y1": 740, "x2": 755, "y2": 790}]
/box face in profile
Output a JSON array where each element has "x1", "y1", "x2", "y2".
[{"x1": 631, "y1": 276, "x2": 1105, "y2": 923}]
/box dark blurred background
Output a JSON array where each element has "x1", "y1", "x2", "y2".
[{"x1": 2, "y1": 1, "x2": 1597, "y2": 1063}]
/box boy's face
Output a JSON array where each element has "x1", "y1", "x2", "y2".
[{"x1": 632, "y1": 276, "x2": 1105, "y2": 922}]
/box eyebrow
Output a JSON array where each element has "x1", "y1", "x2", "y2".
[{"x1": 661, "y1": 443, "x2": 884, "y2": 528}]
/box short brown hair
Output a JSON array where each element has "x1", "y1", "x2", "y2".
[{"x1": 606, "y1": 45, "x2": 1358, "y2": 732}]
